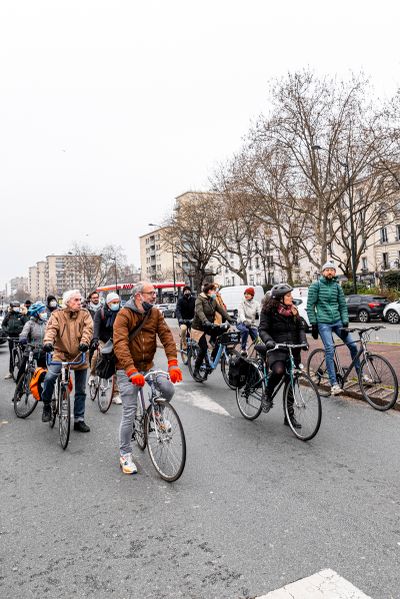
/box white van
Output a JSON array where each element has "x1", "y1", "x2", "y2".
[
  {"x1": 292, "y1": 287, "x2": 310, "y2": 330},
  {"x1": 219, "y1": 285, "x2": 266, "y2": 317}
]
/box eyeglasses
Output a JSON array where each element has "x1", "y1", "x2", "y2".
[{"x1": 142, "y1": 291, "x2": 157, "y2": 296}]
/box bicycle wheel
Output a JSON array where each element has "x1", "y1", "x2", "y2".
[
  {"x1": 134, "y1": 394, "x2": 147, "y2": 450},
  {"x1": 14, "y1": 372, "x2": 38, "y2": 418},
  {"x1": 283, "y1": 371, "x2": 321, "y2": 441},
  {"x1": 187, "y1": 343, "x2": 208, "y2": 382},
  {"x1": 50, "y1": 397, "x2": 57, "y2": 428},
  {"x1": 358, "y1": 354, "x2": 398, "y2": 411},
  {"x1": 12, "y1": 349, "x2": 22, "y2": 382},
  {"x1": 89, "y1": 376, "x2": 99, "y2": 401},
  {"x1": 97, "y1": 376, "x2": 114, "y2": 413},
  {"x1": 146, "y1": 400, "x2": 186, "y2": 482},
  {"x1": 180, "y1": 338, "x2": 189, "y2": 365},
  {"x1": 306, "y1": 348, "x2": 331, "y2": 397},
  {"x1": 59, "y1": 387, "x2": 71, "y2": 450},
  {"x1": 220, "y1": 351, "x2": 236, "y2": 390},
  {"x1": 235, "y1": 361, "x2": 264, "y2": 420}
]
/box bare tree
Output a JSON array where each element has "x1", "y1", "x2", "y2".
[{"x1": 69, "y1": 243, "x2": 128, "y2": 295}]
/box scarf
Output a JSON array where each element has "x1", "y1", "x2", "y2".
[
  {"x1": 277, "y1": 303, "x2": 298, "y2": 318},
  {"x1": 89, "y1": 302, "x2": 101, "y2": 313}
]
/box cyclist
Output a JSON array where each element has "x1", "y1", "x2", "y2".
[
  {"x1": 113, "y1": 281, "x2": 182, "y2": 475},
  {"x1": 176, "y1": 286, "x2": 195, "y2": 351},
  {"x1": 214, "y1": 284, "x2": 227, "y2": 325},
  {"x1": 259, "y1": 283, "x2": 307, "y2": 428},
  {"x1": 191, "y1": 283, "x2": 234, "y2": 382},
  {"x1": 17, "y1": 301, "x2": 48, "y2": 382},
  {"x1": 236, "y1": 287, "x2": 260, "y2": 355},
  {"x1": 306, "y1": 260, "x2": 364, "y2": 396},
  {"x1": 2, "y1": 300, "x2": 28, "y2": 379},
  {"x1": 89, "y1": 291, "x2": 122, "y2": 404},
  {"x1": 41, "y1": 289, "x2": 93, "y2": 430},
  {"x1": 87, "y1": 290, "x2": 102, "y2": 320},
  {"x1": 46, "y1": 295, "x2": 60, "y2": 317}
]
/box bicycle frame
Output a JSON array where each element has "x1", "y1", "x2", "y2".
[
  {"x1": 330, "y1": 331, "x2": 373, "y2": 385},
  {"x1": 257, "y1": 343, "x2": 306, "y2": 401},
  {"x1": 46, "y1": 353, "x2": 86, "y2": 391}
]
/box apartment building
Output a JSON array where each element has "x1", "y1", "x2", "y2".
[{"x1": 140, "y1": 227, "x2": 184, "y2": 282}]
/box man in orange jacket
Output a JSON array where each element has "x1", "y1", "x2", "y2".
[{"x1": 113, "y1": 281, "x2": 182, "y2": 474}]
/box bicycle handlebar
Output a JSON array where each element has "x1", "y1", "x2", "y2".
[
  {"x1": 268, "y1": 343, "x2": 308, "y2": 352},
  {"x1": 144, "y1": 370, "x2": 170, "y2": 381},
  {"x1": 46, "y1": 352, "x2": 86, "y2": 367},
  {"x1": 341, "y1": 325, "x2": 385, "y2": 336}
]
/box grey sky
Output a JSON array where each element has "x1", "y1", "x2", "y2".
[{"x1": 1, "y1": 0, "x2": 399, "y2": 291}]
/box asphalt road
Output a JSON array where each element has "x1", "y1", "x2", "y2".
[{"x1": 1, "y1": 344, "x2": 400, "y2": 599}]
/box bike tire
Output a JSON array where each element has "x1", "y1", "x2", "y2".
[
  {"x1": 146, "y1": 400, "x2": 186, "y2": 482},
  {"x1": 235, "y1": 361, "x2": 264, "y2": 420},
  {"x1": 59, "y1": 387, "x2": 71, "y2": 450},
  {"x1": 358, "y1": 354, "x2": 398, "y2": 411},
  {"x1": 180, "y1": 339, "x2": 189, "y2": 366},
  {"x1": 12, "y1": 349, "x2": 22, "y2": 382},
  {"x1": 13, "y1": 372, "x2": 38, "y2": 418},
  {"x1": 283, "y1": 371, "x2": 321, "y2": 441},
  {"x1": 97, "y1": 376, "x2": 114, "y2": 413},
  {"x1": 89, "y1": 376, "x2": 99, "y2": 401},
  {"x1": 220, "y1": 351, "x2": 236, "y2": 390},
  {"x1": 50, "y1": 397, "x2": 57, "y2": 428},
  {"x1": 306, "y1": 348, "x2": 331, "y2": 397},
  {"x1": 134, "y1": 395, "x2": 147, "y2": 451},
  {"x1": 187, "y1": 343, "x2": 208, "y2": 382}
]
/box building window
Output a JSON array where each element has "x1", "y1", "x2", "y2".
[
  {"x1": 380, "y1": 227, "x2": 388, "y2": 243},
  {"x1": 382, "y1": 252, "x2": 389, "y2": 269},
  {"x1": 361, "y1": 257, "x2": 368, "y2": 271},
  {"x1": 396, "y1": 224, "x2": 400, "y2": 241},
  {"x1": 255, "y1": 257, "x2": 260, "y2": 270}
]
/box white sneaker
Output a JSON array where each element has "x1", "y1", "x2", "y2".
[
  {"x1": 88, "y1": 375, "x2": 95, "y2": 386},
  {"x1": 119, "y1": 453, "x2": 137, "y2": 475},
  {"x1": 361, "y1": 374, "x2": 373, "y2": 385},
  {"x1": 4, "y1": 373, "x2": 13, "y2": 380},
  {"x1": 330, "y1": 384, "x2": 342, "y2": 396},
  {"x1": 112, "y1": 394, "x2": 122, "y2": 404}
]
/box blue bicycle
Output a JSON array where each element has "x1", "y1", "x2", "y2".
[{"x1": 187, "y1": 324, "x2": 241, "y2": 388}]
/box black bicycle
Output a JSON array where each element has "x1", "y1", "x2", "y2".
[
  {"x1": 307, "y1": 326, "x2": 398, "y2": 411},
  {"x1": 7, "y1": 337, "x2": 24, "y2": 381},
  {"x1": 178, "y1": 319, "x2": 193, "y2": 365},
  {"x1": 236, "y1": 343, "x2": 322, "y2": 441},
  {"x1": 13, "y1": 344, "x2": 40, "y2": 418}
]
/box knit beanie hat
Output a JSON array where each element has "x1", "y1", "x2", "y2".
[
  {"x1": 321, "y1": 260, "x2": 336, "y2": 272},
  {"x1": 244, "y1": 287, "x2": 255, "y2": 297},
  {"x1": 106, "y1": 292, "x2": 120, "y2": 304}
]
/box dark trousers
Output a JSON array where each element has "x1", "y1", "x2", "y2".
[
  {"x1": 195, "y1": 330, "x2": 220, "y2": 369},
  {"x1": 8, "y1": 338, "x2": 18, "y2": 374}
]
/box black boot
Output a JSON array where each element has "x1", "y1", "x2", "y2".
[
  {"x1": 261, "y1": 392, "x2": 273, "y2": 413},
  {"x1": 74, "y1": 421, "x2": 90, "y2": 432},
  {"x1": 285, "y1": 394, "x2": 301, "y2": 429},
  {"x1": 42, "y1": 403, "x2": 52, "y2": 422}
]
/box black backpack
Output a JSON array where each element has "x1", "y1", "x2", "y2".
[{"x1": 228, "y1": 355, "x2": 250, "y2": 388}]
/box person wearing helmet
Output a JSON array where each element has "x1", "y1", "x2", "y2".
[
  {"x1": 2, "y1": 301, "x2": 28, "y2": 379},
  {"x1": 15, "y1": 302, "x2": 48, "y2": 383},
  {"x1": 237, "y1": 287, "x2": 260, "y2": 355},
  {"x1": 259, "y1": 283, "x2": 308, "y2": 428}
]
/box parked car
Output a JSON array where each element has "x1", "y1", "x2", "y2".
[
  {"x1": 292, "y1": 297, "x2": 310, "y2": 332},
  {"x1": 383, "y1": 300, "x2": 400, "y2": 324},
  {"x1": 345, "y1": 294, "x2": 389, "y2": 322},
  {"x1": 155, "y1": 303, "x2": 176, "y2": 318}
]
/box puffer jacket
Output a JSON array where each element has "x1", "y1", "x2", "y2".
[
  {"x1": 307, "y1": 276, "x2": 348, "y2": 325},
  {"x1": 237, "y1": 299, "x2": 260, "y2": 326},
  {"x1": 113, "y1": 299, "x2": 177, "y2": 373},
  {"x1": 259, "y1": 306, "x2": 306, "y2": 365},
  {"x1": 43, "y1": 308, "x2": 93, "y2": 370},
  {"x1": 20, "y1": 318, "x2": 47, "y2": 348},
  {"x1": 192, "y1": 293, "x2": 231, "y2": 331},
  {"x1": 2, "y1": 311, "x2": 28, "y2": 337}
]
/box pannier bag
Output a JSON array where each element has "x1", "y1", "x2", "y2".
[
  {"x1": 228, "y1": 355, "x2": 250, "y2": 388},
  {"x1": 95, "y1": 339, "x2": 115, "y2": 380},
  {"x1": 29, "y1": 367, "x2": 47, "y2": 401}
]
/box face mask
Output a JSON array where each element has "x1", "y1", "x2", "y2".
[
  {"x1": 13, "y1": 307, "x2": 21, "y2": 313},
  {"x1": 39, "y1": 312, "x2": 48, "y2": 321},
  {"x1": 184, "y1": 293, "x2": 191, "y2": 298},
  {"x1": 49, "y1": 300, "x2": 57, "y2": 308},
  {"x1": 210, "y1": 293, "x2": 216, "y2": 300},
  {"x1": 142, "y1": 301, "x2": 153, "y2": 312},
  {"x1": 109, "y1": 303, "x2": 120, "y2": 312}
]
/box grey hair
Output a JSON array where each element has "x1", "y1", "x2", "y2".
[
  {"x1": 62, "y1": 289, "x2": 82, "y2": 307},
  {"x1": 131, "y1": 281, "x2": 148, "y2": 297}
]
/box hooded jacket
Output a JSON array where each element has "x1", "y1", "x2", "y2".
[
  {"x1": 192, "y1": 293, "x2": 231, "y2": 331},
  {"x1": 43, "y1": 308, "x2": 93, "y2": 370},
  {"x1": 113, "y1": 298, "x2": 177, "y2": 373},
  {"x1": 237, "y1": 298, "x2": 260, "y2": 326},
  {"x1": 20, "y1": 317, "x2": 47, "y2": 348}
]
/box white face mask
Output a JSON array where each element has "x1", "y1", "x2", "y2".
[
  {"x1": 13, "y1": 307, "x2": 21, "y2": 313},
  {"x1": 49, "y1": 300, "x2": 57, "y2": 308},
  {"x1": 39, "y1": 312, "x2": 48, "y2": 321}
]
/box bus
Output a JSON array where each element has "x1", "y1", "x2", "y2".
[{"x1": 96, "y1": 281, "x2": 186, "y2": 305}]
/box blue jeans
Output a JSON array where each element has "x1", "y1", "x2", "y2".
[
  {"x1": 42, "y1": 365, "x2": 88, "y2": 421},
  {"x1": 318, "y1": 321, "x2": 360, "y2": 385},
  {"x1": 237, "y1": 323, "x2": 258, "y2": 351}
]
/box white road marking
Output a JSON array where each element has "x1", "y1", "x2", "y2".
[
  {"x1": 177, "y1": 389, "x2": 233, "y2": 418},
  {"x1": 256, "y1": 569, "x2": 371, "y2": 598}
]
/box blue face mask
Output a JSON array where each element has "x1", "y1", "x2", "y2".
[
  {"x1": 210, "y1": 293, "x2": 217, "y2": 300},
  {"x1": 110, "y1": 303, "x2": 120, "y2": 312}
]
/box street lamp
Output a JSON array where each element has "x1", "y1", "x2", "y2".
[
  {"x1": 312, "y1": 145, "x2": 357, "y2": 293},
  {"x1": 112, "y1": 256, "x2": 119, "y2": 295},
  {"x1": 148, "y1": 223, "x2": 177, "y2": 297}
]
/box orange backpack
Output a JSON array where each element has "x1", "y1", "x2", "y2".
[{"x1": 29, "y1": 368, "x2": 47, "y2": 401}]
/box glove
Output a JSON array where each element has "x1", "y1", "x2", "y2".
[
  {"x1": 168, "y1": 359, "x2": 183, "y2": 384},
  {"x1": 204, "y1": 322, "x2": 215, "y2": 330},
  {"x1": 43, "y1": 343, "x2": 54, "y2": 353},
  {"x1": 265, "y1": 340, "x2": 276, "y2": 350},
  {"x1": 19, "y1": 338, "x2": 27, "y2": 345},
  {"x1": 90, "y1": 338, "x2": 99, "y2": 350},
  {"x1": 127, "y1": 369, "x2": 145, "y2": 387},
  {"x1": 311, "y1": 324, "x2": 319, "y2": 340},
  {"x1": 79, "y1": 343, "x2": 89, "y2": 353}
]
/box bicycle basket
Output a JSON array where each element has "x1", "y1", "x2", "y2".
[{"x1": 217, "y1": 331, "x2": 241, "y2": 347}]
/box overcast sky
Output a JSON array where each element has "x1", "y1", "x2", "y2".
[{"x1": 1, "y1": 0, "x2": 399, "y2": 291}]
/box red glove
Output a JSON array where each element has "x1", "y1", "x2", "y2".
[
  {"x1": 168, "y1": 359, "x2": 183, "y2": 384},
  {"x1": 127, "y1": 369, "x2": 145, "y2": 387}
]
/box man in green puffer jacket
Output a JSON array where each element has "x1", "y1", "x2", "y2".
[{"x1": 307, "y1": 261, "x2": 360, "y2": 396}]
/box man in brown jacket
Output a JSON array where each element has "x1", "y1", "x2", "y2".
[
  {"x1": 41, "y1": 289, "x2": 93, "y2": 431},
  {"x1": 113, "y1": 281, "x2": 182, "y2": 475}
]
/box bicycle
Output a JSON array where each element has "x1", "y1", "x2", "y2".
[
  {"x1": 306, "y1": 326, "x2": 398, "y2": 411},
  {"x1": 178, "y1": 319, "x2": 193, "y2": 365},
  {"x1": 13, "y1": 344, "x2": 39, "y2": 418},
  {"x1": 133, "y1": 370, "x2": 186, "y2": 482},
  {"x1": 89, "y1": 352, "x2": 116, "y2": 413},
  {"x1": 47, "y1": 352, "x2": 86, "y2": 450},
  {"x1": 7, "y1": 337, "x2": 24, "y2": 381},
  {"x1": 187, "y1": 324, "x2": 241, "y2": 389},
  {"x1": 236, "y1": 343, "x2": 322, "y2": 441}
]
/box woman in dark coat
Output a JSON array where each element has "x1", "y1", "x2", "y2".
[{"x1": 259, "y1": 283, "x2": 308, "y2": 428}]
